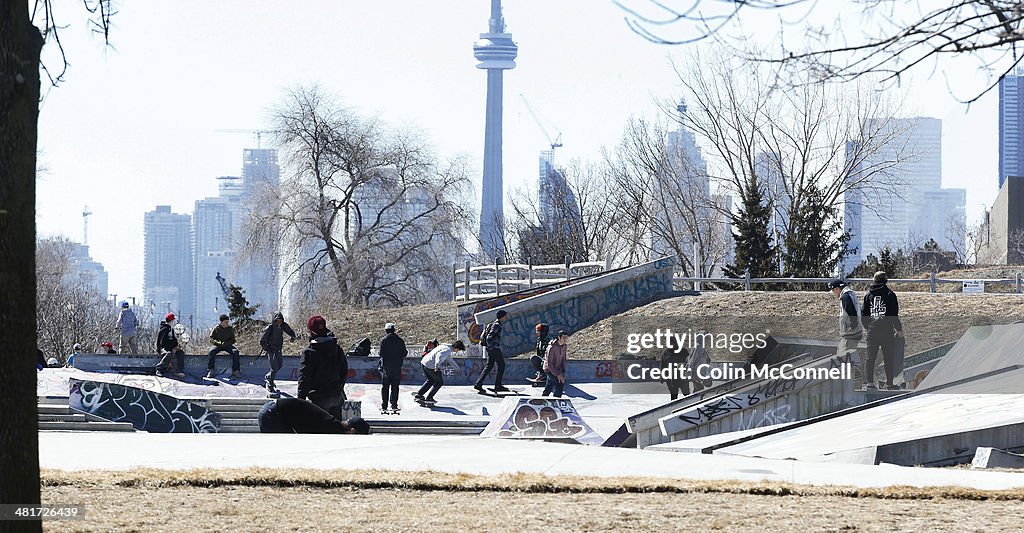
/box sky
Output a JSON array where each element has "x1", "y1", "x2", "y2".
[{"x1": 35, "y1": 0, "x2": 1002, "y2": 303}]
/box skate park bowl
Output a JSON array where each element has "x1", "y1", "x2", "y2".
[{"x1": 481, "y1": 397, "x2": 605, "y2": 445}]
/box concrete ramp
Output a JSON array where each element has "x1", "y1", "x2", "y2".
[
  {"x1": 481, "y1": 397, "x2": 604, "y2": 445},
  {"x1": 714, "y1": 367, "x2": 1024, "y2": 466},
  {"x1": 918, "y1": 323, "x2": 1024, "y2": 389},
  {"x1": 471, "y1": 257, "x2": 676, "y2": 356},
  {"x1": 70, "y1": 378, "x2": 222, "y2": 433}
]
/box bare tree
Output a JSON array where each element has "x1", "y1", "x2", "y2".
[
  {"x1": 244, "y1": 86, "x2": 472, "y2": 308},
  {"x1": 616, "y1": 0, "x2": 1024, "y2": 102},
  {"x1": 35, "y1": 237, "x2": 122, "y2": 361},
  {"x1": 506, "y1": 159, "x2": 631, "y2": 266},
  {"x1": 606, "y1": 116, "x2": 732, "y2": 276}
]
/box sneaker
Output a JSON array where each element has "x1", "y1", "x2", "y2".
[
  {"x1": 412, "y1": 393, "x2": 425, "y2": 401},
  {"x1": 265, "y1": 380, "x2": 277, "y2": 393},
  {"x1": 493, "y1": 385, "x2": 510, "y2": 393},
  {"x1": 390, "y1": 405, "x2": 400, "y2": 412},
  {"x1": 230, "y1": 371, "x2": 242, "y2": 379},
  {"x1": 863, "y1": 383, "x2": 878, "y2": 391},
  {"x1": 473, "y1": 384, "x2": 485, "y2": 393},
  {"x1": 206, "y1": 370, "x2": 215, "y2": 378}
]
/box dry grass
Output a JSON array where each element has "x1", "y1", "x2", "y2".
[
  {"x1": 233, "y1": 292, "x2": 1024, "y2": 360},
  {"x1": 40, "y1": 468, "x2": 1024, "y2": 532}
]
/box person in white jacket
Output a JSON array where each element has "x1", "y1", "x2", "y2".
[{"x1": 414, "y1": 340, "x2": 465, "y2": 406}]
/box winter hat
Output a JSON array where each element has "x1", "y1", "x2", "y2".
[
  {"x1": 73, "y1": 343, "x2": 82, "y2": 351},
  {"x1": 273, "y1": 312, "x2": 284, "y2": 322},
  {"x1": 384, "y1": 322, "x2": 396, "y2": 332},
  {"x1": 496, "y1": 310, "x2": 508, "y2": 319},
  {"x1": 307, "y1": 315, "x2": 327, "y2": 335},
  {"x1": 873, "y1": 271, "x2": 888, "y2": 284},
  {"x1": 120, "y1": 301, "x2": 129, "y2": 308},
  {"x1": 165, "y1": 312, "x2": 176, "y2": 322},
  {"x1": 101, "y1": 342, "x2": 113, "y2": 348}
]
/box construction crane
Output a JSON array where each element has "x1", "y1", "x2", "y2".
[
  {"x1": 214, "y1": 129, "x2": 279, "y2": 149},
  {"x1": 519, "y1": 94, "x2": 563, "y2": 151},
  {"x1": 82, "y1": 205, "x2": 92, "y2": 245},
  {"x1": 215, "y1": 272, "x2": 232, "y2": 301}
]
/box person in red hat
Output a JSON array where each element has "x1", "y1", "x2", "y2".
[
  {"x1": 297, "y1": 315, "x2": 348, "y2": 419},
  {"x1": 101, "y1": 341, "x2": 116, "y2": 354},
  {"x1": 155, "y1": 312, "x2": 186, "y2": 378}
]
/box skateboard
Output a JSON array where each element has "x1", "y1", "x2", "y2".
[
  {"x1": 414, "y1": 397, "x2": 438, "y2": 408},
  {"x1": 380, "y1": 406, "x2": 402, "y2": 415}
]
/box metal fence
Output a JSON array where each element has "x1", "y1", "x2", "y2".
[
  {"x1": 453, "y1": 257, "x2": 610, "y2": 301},
  {"x1": 673, "y1": 271, "x2": 1024, "y2": 293}
]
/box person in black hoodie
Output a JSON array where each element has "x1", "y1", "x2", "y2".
[
  {"x1": 156, "y1": 313, "x2": 186, "y2": 378},
  {"x1": 298, "y1": 315, "x2": 348, "y2": 420},
  {"x1": 861, "y1": 271, "x2": 904, "y2": 390},
  {"x1": 474, "y1": 310, "x2": 510, "y2": 393},
  {"x1": 258, "y1": 398, "x2": 369, "y2": 434},
  {"x1": 378, "y1": 323, "x2": 409, "y2": 412},
  {"x1": 260, "y1": 312, "x2": 297, "y2": 394}
]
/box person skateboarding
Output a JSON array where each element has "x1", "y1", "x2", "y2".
[
  {"x1": 378, "y1": 323, "x2": 408, "y2": 414},
  {"x1": 260, "y1": 312, "x2": 297, "y2": 395},
  {"x1": 474, "y1": 310, "x2": 510, "y2": 394},
  {"x1": 414, "y1": 340, "x2": 465, "y2": 406}
]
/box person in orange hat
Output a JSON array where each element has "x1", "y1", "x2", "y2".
[
  {"x1": 155, "y1": 313, "x2": 186, "y2": 378},
  {"x1": 101, "y1": 341, "x2": 116, "y2": 354}
]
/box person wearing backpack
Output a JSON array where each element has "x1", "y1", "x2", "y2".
[
  {"x1": 474, "y1": 310, "x2": 510, "y2": 393},
  {"x1": 529, "y1": 323, "x2": 551, "y2": 384}
]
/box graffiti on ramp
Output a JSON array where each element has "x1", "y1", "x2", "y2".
[
  {"x1": 70, "y1": 378, "x2": 221, "y2": 433},
  {"x1": 482, "y1": 398, "x2": 604, "y2": 445}
]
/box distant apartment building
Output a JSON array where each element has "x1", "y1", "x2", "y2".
[
  {"x1": 842, "y1": 117, "x2": 966, "y2": 273},
  {"x1": 537, "y1": 150, "x2": 581, "y2": 236},
  {"x1": 144, "y1": 205, "x2": 193, "y2": 320},
  {"x1": 68, "y1": 243, "x2": 109, "y2": 297},
  {"x1": 237, "y1": 149, "x2": 281, "y2": 317},
  {"x1": 193, "y1": 195, "x2": 235, "y2": 326}
]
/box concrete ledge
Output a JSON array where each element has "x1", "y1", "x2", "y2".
[{"x1": 973, "y1": 447, "x2": 1024, "y2": 469}]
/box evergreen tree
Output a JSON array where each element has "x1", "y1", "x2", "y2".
[
  {"x1": 782, "y1": 186, "x2": 852, "y2": 277},
  {"x1": 227, "y1": 284, "x2": 260, "y2": 325},
  {"x1": 724, "y1": 176, "x2": 777, "y2": 282}
]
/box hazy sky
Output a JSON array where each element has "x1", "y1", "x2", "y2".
[{"x1": 36, "y1": 1, "x2": 1001, "y2": 302}]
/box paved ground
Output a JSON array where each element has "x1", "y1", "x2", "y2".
[{"x1": 38, "y1": 431, "x2": 1024, "y2": 491}]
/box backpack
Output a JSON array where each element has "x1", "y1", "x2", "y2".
[
  {"x1": 348, "y1": 338, "x2": 371, "y2": 357},
  {"x1": 479, "y1": 322, "x2": 494, "y2": 348}
]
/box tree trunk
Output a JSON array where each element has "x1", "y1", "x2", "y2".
[{"x1": 0, "y1": 0, "x2": 43, "y2": 528}]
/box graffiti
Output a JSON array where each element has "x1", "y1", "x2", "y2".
[
  {"x1": 672, "y1": 351, "x2": 855, "y2": 429},
  {"x1": 738, "y1": 404, "x2": 791, "y2": 431},
  {"x1": 70, "y1": 378, "x2": 221, "y2": 433}
]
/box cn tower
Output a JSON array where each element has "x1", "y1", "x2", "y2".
[{"x1": 474, "y1": 0, "x2": 517, "y2": 260}]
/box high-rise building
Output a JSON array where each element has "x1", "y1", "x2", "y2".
[
  {"x1": 842, "y1": 117, "x2": 966, "y2": 273},
  {"x1": 999, "y1": 68, "x2": 1024, "y2": 189},
  {"x1": 68, "y1": 243, "x2": 109, "y2": 297},
  {"x1": 193, "y1": 196, "x2": 235, "y2": 326},
  {"x1": 474, "y1": 0, "x2": 517, "y2": 260},
  {"x1": 238, "y1": 149, "x2": 281, "y2": 317},
  {"x1": 537, "y1": 150, "x2": 580, "y2": 234},
  {"x1": 144, "y1": 205, "x2": 193, "y2": 320}
]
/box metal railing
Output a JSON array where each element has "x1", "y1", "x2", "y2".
[
  {"x1": 673, "y1": 271, "x2": 1024, "y2": 293},
  {"x1": 453, "y1": 256, "x2": 610, "y2": 301}
]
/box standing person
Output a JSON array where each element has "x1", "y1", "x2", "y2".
[
  {"x1": 861, "y1": 271, "x2": 904, "y2": 390},
  {"x1": 115, "y1": 301, "x2": 140, "y2": 355},
  {"x1": 297, "y1": 316, "x2": 348, "y2": 420},
  {"x1": 66, "y1": 343, "x2": 82, "y2": 367},
  {"x1": 528, "y1": 323, "x2": 551, "y2": 384},
  {"x1": 543, "y1": 331, "x2": 569, "y2": 398},
  {"x1": 37, "y1": 349, "x2": 46, "y2": 371},
  {"x1": 828, "y1": 279, "x2": 863, "y2": 356},
  {"x1": 660, "y1": 339, "x2": 690, "y2": 400},
  {"x1": 101, "y1": 342, "x2": 116, "y2": 354},
  {"x1": 156, "y1": 313, "x2": 186, "y2": 378},
  {"x1": 260, "y1": 312, "x2": 297, "y2": 395},
  {"x1": 414, "y1": 340, "x2": 465, "y2": 406},
  {"x1": 474, "y1": 310, "x2": 510, "y2": 393},
  {"x1": 378, "y1": 323, "x2": 409, "y2": 413},
  {"x1": 207, "y1": 314, "x2": 241, "y2": 379}
]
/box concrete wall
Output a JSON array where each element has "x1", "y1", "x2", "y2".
[
  {"x1": 979, "y1": 176, "x2": 1024, "y2": 264},
  {"x1": 470, "y1": 257, "x2": 676, "y2": 357},
  {"x1": 73, "y1": 354, "x2": 633, "y2": 386}
]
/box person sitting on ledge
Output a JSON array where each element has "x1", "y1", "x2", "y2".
[{"x1": 257, "y1": 397, "x2": 370, "y2": 434}]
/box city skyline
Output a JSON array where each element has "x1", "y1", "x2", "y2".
[{"x1": 36, "y1": 1, "x2": 1004, "y2": 301}]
